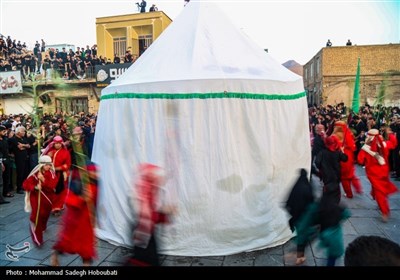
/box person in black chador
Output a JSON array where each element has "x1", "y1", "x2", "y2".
[
  {"x1": 285, "y1": 168, "x2": 315, "y2": 265},
  {"x1": 286, "y1": 168, "x2": 350, "y2": 266},
  {"x1": 285, "y1": 168, "x2": 314, "y2": 233}
]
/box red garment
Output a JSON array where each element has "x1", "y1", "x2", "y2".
[
  {"x1": 133, "y1": 164, "x2": 168, "y2": 249},
  {"x1": 340, "y1": 147, "x2": 362, "y2": 197},
  {"x1": 334, "y1": 121, "x2": 357, "y2": 151},
  {"x1": 337, "y1": 126, "x2": 357, "y2": 179},
  {"x1": 324, "y1": 135, "x2": 340, "y2": 152},
  {"x1": 333, "y1": 122, "x2": 362, "y2": 197},
  {"x1": 53, "y1": 164, "x2": 99, "y2": 261},
  {"x1": 22, "y1": 170, "x2": 58, "y2": 246},
  {"x1": 357, "y1": 133, "x2": 398, "y2": 216},
  {"x1": 45, "y1": 147, "x2": 71, "y2": 212}
]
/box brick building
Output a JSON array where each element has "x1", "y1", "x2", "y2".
[{"x1": 304, "y1": 44, "x2": 400, "y2": 107}]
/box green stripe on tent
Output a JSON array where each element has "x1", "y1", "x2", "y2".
[{"x1": 100, "y1": 91, "x2": 306, "y2": 101}]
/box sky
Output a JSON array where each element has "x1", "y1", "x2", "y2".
[{"x1": 0, "y1": 0, "x2": 399, "y2": 65}]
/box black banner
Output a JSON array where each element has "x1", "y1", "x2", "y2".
[{"x1": 95, "y1": 63, "x2": 131, "y2": 87}]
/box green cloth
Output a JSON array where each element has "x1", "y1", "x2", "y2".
[
  {"x1": 351, "y1": 58, "x2": 361, "y2": 114},
  {"x1": 318, "y1": 208, "x2": 351, "y2": 258},
  {"x1": 295, "y1": 203, "x2": 351, "y2": 259}
]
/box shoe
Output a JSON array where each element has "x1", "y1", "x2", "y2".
[
  {"x1": 343, "y1": 193, "x2": 353, "y2": 199},
  {"x1": 0, "y1": 201, "x2": 10, "y2": 204},
  {"x1": 382, "y1": 214, "x2": 389, "y2": 223},
  {"x1": 4, "y1": 193, "x2": 14, "y2": 197},
  {"x1": 296, "y1": 257, "x2": 306, "y2": 265},
  {"x1": 16, "y1": 190, "x2": 24, "y2": 194}
]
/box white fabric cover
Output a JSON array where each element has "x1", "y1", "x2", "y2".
[
  {"x1": 101, "y1": 1, "x2": 303, "y2": 96},
  {"x1": 93, "y1": 1, "x2": 311, "y2": 256}
]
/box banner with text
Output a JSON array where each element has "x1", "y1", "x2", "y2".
[
  {"x1": 95, "y1": 63, "x2": 131, "y2": 87},
  {"x1": 0, "y1": 71, "x2": 23, "y2": 94}
]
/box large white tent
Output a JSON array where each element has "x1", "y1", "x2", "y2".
[{"x1": 92, "y1": 1, "x2": 311, "y2": 256}]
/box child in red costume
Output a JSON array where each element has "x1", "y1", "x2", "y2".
[
  {"x1": 50, "y1": 161, "x2": 99, "y2": 266},
  {"x1": 42, "y1": 135, "x2": 71, "y2": 215},
  {"x1": 357, "y1": 128, "x2": 398, "y2": 222},
  {"x1": 23, "y1": 155, "x2": 58, "y2": 247},
  {"x1": 332, "y1": 121, "x2": 363, "y2": 198}
]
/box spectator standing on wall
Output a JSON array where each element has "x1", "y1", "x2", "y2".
[
  {"x1": 41, "y1": 39, "x2": 46, "y2": 52},
  {"x1": 136, "y1": 0, "x2": 147, "y2": 13},
  {"x1": 149, "y1": 4, "x2": 158, "y2": 11},
  {"x1": 113, "y1": 54, "x2": 121, "y2": 64},
  {"x1": 326, "y1": 39, "x2": 332, "y2": 47}
]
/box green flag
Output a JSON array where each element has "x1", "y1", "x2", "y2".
[{"x1": 351, "y1": 58, "x2": 360, "y2": 113}]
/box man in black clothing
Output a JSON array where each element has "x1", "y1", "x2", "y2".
[
  {"x1": 113, "y1": 54, "x2": 121, "y2": 64},
  {"x1": 0, "y1": 125, "x2": 12, "y2": 198},
  {"x1": 326, "y1": 39, "x2": 332, "y2": 47},
  {"x1": 137, "y1": 0, "x2": 146, "y2": 13},
  {"x1": 9, "y1": 126, "x2": 30, "y2": 194},
  {"x1": 311, "y1": 124, "x2": 326, "y2": 179},
  {"x1": 0, "y1": 126, "x2": 10, "y2": 204},
  {"x1": 0, "y1": 157, "x2": 9, "y2": 204},
  {"x1": 149, "y1": 4, "x2": 158, "y2": 11},
  {"x1": 352, "y1": 115, "x2": 367, "y2": 156}
]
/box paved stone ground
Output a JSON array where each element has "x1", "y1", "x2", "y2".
[{"x1": 0, "y1": 165, "x2": 399, "y2": 267}]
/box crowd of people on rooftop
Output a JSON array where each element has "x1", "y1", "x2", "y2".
[{"x1": 0, "y1": 35, "x2": 139, "y2": 82}]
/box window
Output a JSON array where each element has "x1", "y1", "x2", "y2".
[
  {"x1": 310, "y1": 63, "x2": 314, "y2": 78},
  {"x1": 56, "y1": 98, "x2": 88, "y2": 114},
  {"x1": 316, "y1": 57, "x2": 320, "y2": 76},
  {"x1": 113, "y1": 37, "x2": 127, "y2": 58},
  {"x1": 138, "y1": 34, "x2": 153, "y2": 55}
]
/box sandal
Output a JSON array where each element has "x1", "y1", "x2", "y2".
[{"x1": 4, "y1": 193, "x2": 14, "y2": 197}]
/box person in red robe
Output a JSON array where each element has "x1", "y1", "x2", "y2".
[
  {"x1": 22, "y1": 155, "x2": 58, "y2": 247},
  {"x1": 50, "y1": 161, "x2": 99, "y2": 266},
  {"x1": 42, "y1": 135, "x2": 71, "y2": 215},
  {"x1": 357, "y1": 128, "x2": 398, "y2": 222},
  {"x1": 332, "y1": 121, "x2": 363, "y2": 198},
  {"x1": 127, "y1": 163, "x2": 177, "y2": 266}
]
